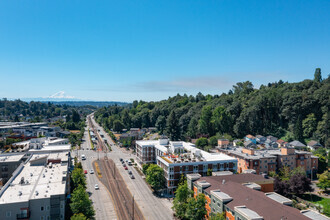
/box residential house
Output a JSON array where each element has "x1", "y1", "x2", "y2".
[
  {"x1": 244, "y1": 140, "x2": 256, "y2": 148},
  {"x1": 277, "y1": 139, "x2": 289, "y2": 148},
  {"x1": 307, "y1": 140, "x2": 323, "y2": 151},
  {"x1": 255, "y1": 135, "x2": 266, "y2": 144},
  {"x1": 217, "y1": 139, "x2": 230, "y2": 148},
  {"x1": 245, "y1": 135, "x2": 257, "y2": 144},
  {"x1": 289, "y1": 140, "x2": 306, "y2": 150},
  {"x1": 266, "y1": 135, "x2": 278, "y2": 142}
]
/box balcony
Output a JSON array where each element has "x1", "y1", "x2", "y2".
[{"x1": 17, "y1": 212, "x2": 30, "y2": 219}]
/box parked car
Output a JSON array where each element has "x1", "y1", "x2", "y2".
[
  {"x1": 120, "y1": 158, "x2": 123, "y2": 162},
  {"x1": 123, "y1": 163, "x2": 126, "y2": 167},
  {"x1": 84, "y1": 170, "x2": 88, "y2": 174},
  {"x1": 124, "y1": 166, "x2": 128, "y2": 170},
  {"x1": 90, "y1": 169, "x2": 94, "y2": 174},
  {"x1": 130, "y1": 174, "x2": 135, "y2": 179},
  {"x1": 94, "y1": 184, "x2": 99, "y2": 190},
  {"x1": 128, "y1": 161, "x2": 132, "y2": 166},
  {"x1": 128, "y1": 170, "x2": 132, "y2": 175}
]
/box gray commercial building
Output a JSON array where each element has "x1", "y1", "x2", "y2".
[{"x1": 0, "y1": 152, "x2": 70, "y2": 220}]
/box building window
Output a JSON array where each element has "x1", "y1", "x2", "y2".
[
  {"x1": 6, "y1": 211, "x2": 11, "y2": 217},
  {"x1": 47, "y1": 206, "x2": 50, "y2": 210},
  {"x1": 203, "y1": 164, "x2": 208, "y2": 170},
  {"x1": 194, "y1": 165, "x2": 198, "y2": 170},
  {"x1": 41, "y1": 206, "x2": 44, "y2": 211}
]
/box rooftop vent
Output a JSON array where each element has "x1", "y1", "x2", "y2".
[
  {"x1": 35, "y1": 191, "x2": 39, "y2": 196},
  {"x1": 18, "y1": 191, "x2": 22, "y2": 196}
]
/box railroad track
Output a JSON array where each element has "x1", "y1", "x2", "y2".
[
  {"x1": 101, "y1": 157, "x2": 144, "y2": 220},
  {"x1": 88, "y1": 115, "x2": 144, "y2": 220}
]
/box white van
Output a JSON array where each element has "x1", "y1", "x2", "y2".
[{"x1": 81, "y1": 155, "x2": 86, "y2": 160}]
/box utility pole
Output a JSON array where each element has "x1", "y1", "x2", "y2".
[{"x1": 132, "y1": 195, "x2": 134, "y2": 220}]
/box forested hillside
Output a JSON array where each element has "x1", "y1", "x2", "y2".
[
  {"x1": 95, "y1": 70, "x2": 330, "y2": 147},
  {"x1": 0, "y1": 99, "x2": 95, "y2": 123}
]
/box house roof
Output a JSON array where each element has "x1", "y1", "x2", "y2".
[
  {"x1": 289, "y1": 140, "x2": 306, "y2": 147},
  {"x1": 307, "y1": 140, "x2": 322, "y2": 147},
  {"x1": 246, "y1": 134, "x2": 255, "y2": 139},
  {"x1": 210, "y1": 181, "x2": 309, "y2": 220}
]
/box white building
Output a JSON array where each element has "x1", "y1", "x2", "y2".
[
  {"x1": 0, "y1": 152, "x2": 70, "y2": 220},
  {"x1": 136, "y1": 138, "x2": 237, "y2": 195}
]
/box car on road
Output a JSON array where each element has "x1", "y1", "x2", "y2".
[
  {"x1": 130, "y1": 174, "x2": 135, "y2": 179},
  {"x1": 128, "y1": 161, "x2": 132, "y2": 166},
  {"x1": 94, "y1": 184, "x2": 99, "y2": 190},
  {"x1": 120, "y1": 158, "x2": 123, "y2": 162},
  {"x1": 124, "y1": 166, "x2": 128, "y2": 170},
  {"x1": 90, "y1": 169, "x2": 94, "y2": 174},
  {"x1": 125, "y1": 159, "x2": 129, "y2": 163},
  {"x1": 128, "y1": 170, "x2": 132, "y2": 175},
  {"x1": 81, "y1": 155, "x2": 86, "y2": 160},
  {"x1": 84, "y1": 170, "x2": 88, "y2": 174},
  {"x1": 123, "y1": 163, "x2": 126, "y2": 167}
]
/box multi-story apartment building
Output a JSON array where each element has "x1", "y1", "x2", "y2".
[
  {"x1": 0, "y1": 152, "x2": 70, "y2": 220},
  {"x1": 187, "y1": 173, "x2": 325, "y2": 220},
  {"x1": 0, "y1": 154, "x2": 26, "y2": 185},
  {"x1": 136, "y1": 138, "x2": 237, "y2": 195},
  {"x1": 219, "y1": 147, "x2": 318, "y2": 177}
]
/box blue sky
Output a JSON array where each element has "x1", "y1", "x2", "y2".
[{"x1": 0, "y1": 0, "x2": 329, "y2": 102}]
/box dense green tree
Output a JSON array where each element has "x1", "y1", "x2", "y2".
[
  {"x1": 172, "y1": 181, "x2": 193, "y2": 219},
  {"x1": 212, "y1": 106, "x2": 232, "y2": 134},
  {"x1": 293, "y1": 115, "x2": 304, "y2": 142},
  {"x1": 195, "y1": 137, "x2": 208, "y2": 149},
  {"x1": 94, "y1": 74, "x2": 330, "y2": 148},
  {"x1": 113, "y1": 120, "x2": 124, "y2": 132},
  {"x1": 146, "y1": 164, "x2": 165, "y2": 191},
  {"x1": 187, "y1": 117, "x2": 198, "y2": 138},
  {"x1": 198, "y1": 106, "x2": 213, "y2": 135},
  {"x1": 302, "y1": 113, "x2": 317, "y2": 138},
  {"x1": 70, "y1": 213, "x2": 87, "y2": 220},
  {"x1": 142, "y1": 163, "x2": 151, "y2": 174},
  {"x1": 185, "y1": 194, "x2": 207, "y2": 220},
  {"x1": 71, "y1": 168, "x2": 86, "y2": 189},
  {"x1": 155, "y1": 115, "x2": 166, "y2": 134},
  {"x1": 317, "y1": 171, "x2": 330, "y2": 191},
  {"x1": 121, "y1": 109, "x2": 131, "y2": 128},
  {"x1": 314, "y1": 68, "x2": 322, "y2": 83},
  {"x1": 166, "y1": 110, "x2": 181, "y2": 141},
  {"x1": 209, "y1": 136, "x2": 218, "y2": 147},
  {"x1": 72, "y1": 110, "x2": 81, "y2": 123},
  {"x1": 70, "y1": 185, "x2": 95, "y2": 219}
]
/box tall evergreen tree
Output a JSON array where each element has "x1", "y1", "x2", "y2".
[
  {"x1": 293, "y1": 115, "x2": 303, "y2": 142},
  {"x1": 314, "y1": 68, "x2": 322, "y2": 83},
  {"x1": 166, "y1": 110, "x2": 181, "y2": 140}
]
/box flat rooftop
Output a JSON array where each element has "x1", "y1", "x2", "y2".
[
  {"x1": 0, "y1": 154, "x2": 24, "y2": 163},
  {"x1": 29, "y1": 144, "x2": 71, "y2": 153},
  {"x1": 0, "y1": 152, "x2": 69, "y2": 204}
]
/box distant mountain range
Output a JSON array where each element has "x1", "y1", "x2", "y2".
[
  {"x1": 17, "y1": 99, "x2": 128, "y2": 107},
  {"x1": 15, "y1": 91, "x2": 129, "y2": 107}
]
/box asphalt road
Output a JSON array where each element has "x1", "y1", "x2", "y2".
[
  {"x1": 90, "y1": 115, "x2": 174, "y2": 220},
  {"x1": 72, "y1": 128, "x2": 117, "y2": 220}
]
